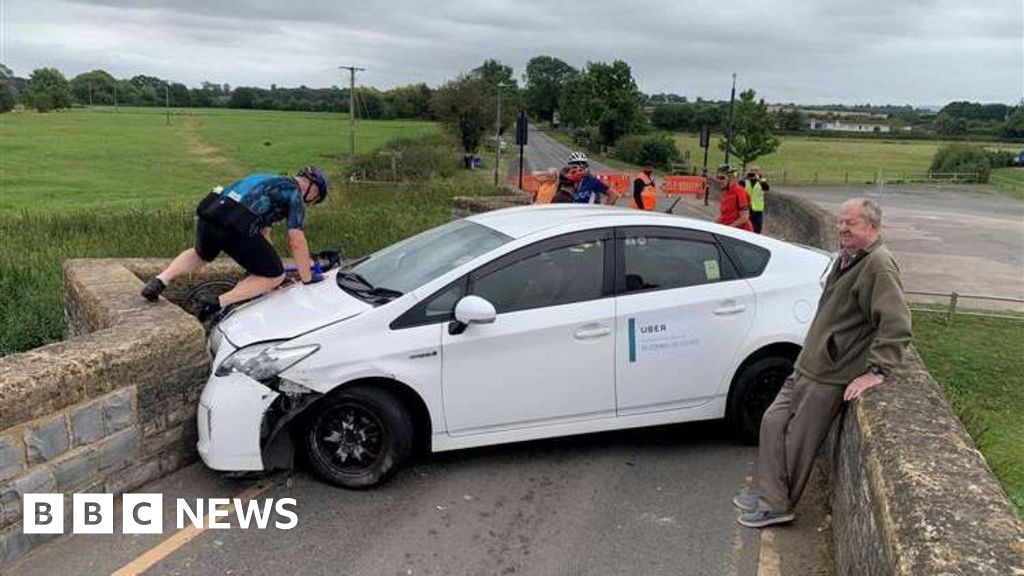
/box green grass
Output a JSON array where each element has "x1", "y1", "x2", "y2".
[
  {"x1": 0, "y1": 106, "x2": 483, "y2": 355},
  {"x1": 0, "y1": 106, "x2": 437, "y2": 212},
  {"x1": 991, "y1": 167, "x2": 1024, "y2": 201},
  {"x1": 669, "y1": 132, "x2": 1019, "y2": 186},
  {"x1": 912, "y1": 311, "x2": 1024, "y2": 515},
  {"x1": 0, "y1": 176, "x2": 502, "y2": 355}
]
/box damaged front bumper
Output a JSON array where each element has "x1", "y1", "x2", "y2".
[{"x1": 197, "y1": 370, "x2": 320, "y2": 472}]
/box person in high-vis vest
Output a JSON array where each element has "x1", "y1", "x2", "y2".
[
  {"x1": 743, "y1": 165, "x2": 770, "y2": 234},
  {"x1": 633, "y1": 166, "x2": 657, "y2": 210},
  {"x1": 532, "y1": 168, "x2": 559, "y2": 204}
]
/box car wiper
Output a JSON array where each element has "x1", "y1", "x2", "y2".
[{"x1": 336, "y1": 271, "x2": 403, "y2": 301}]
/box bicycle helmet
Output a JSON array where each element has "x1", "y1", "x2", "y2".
[
  {"x1": 297, "y1": 166, "x2": 328, "y2": 204},
  {"x1": 567, "y1": 151, "x2": 589, "y2": 165},
  {"x1": 559, "y1": 164, "x2": 587, "y2": 184}
]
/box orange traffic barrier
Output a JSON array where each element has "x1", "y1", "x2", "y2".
[
  {"x1": 595, "y1": 172, "x2": 631, "y2": 195},
  {"x1": 662, "y1": 175, "x2": 707, "y2": 196}
]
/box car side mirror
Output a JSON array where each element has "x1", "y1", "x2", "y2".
[{"x1": 449, "y1": 295, "x2": 496, "y2": 335}]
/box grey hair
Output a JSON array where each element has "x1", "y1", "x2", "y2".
[{"x1": 842, "y1": 198, "x2": 882, "y2": 226}]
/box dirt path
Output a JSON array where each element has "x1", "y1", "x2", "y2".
[{"x1": 182, "y1": 115, "x2": 245, "y2": 180}]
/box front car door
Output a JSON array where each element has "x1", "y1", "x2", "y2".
[
  {"x1": 614, "y1": 226, "x2": 756, "y2": 416},
  {"x1": 441, "y1": 229, "x2": 616, "y2": 436}
]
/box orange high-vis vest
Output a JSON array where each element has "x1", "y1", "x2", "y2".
[
  {"x1": 535, "y1": 181, "x2": 558, "y2": 204},
  {"x1": 637, "y1": 172, "x2": 656, "y2": 211}
]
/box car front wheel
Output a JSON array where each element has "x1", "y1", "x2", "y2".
[
  {"x1": 303, "y1": 386, "x2": 413, "y2": 489},
  {"x1": 727, "y1": 356, "x2": 794, "y2": 444}
]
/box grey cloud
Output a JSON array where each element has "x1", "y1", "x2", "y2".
[{"x1": 6, "y1": 0, "x2": 1022, "y2": 104}]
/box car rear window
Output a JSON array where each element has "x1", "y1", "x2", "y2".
[{"x1": 717, "y1": 235, "x2": 771, "y2": 278}]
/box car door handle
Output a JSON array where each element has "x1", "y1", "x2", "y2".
[
  {"x1": 574, "y1": 326, "x2": 611, "y2": 340},
  {"x1": 713, "y1": 304, "x2": 747, "y2": 316}
]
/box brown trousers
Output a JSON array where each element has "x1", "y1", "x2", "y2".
[{"x1": 755, "y1": 372, "x2": 846, "y2": 512}]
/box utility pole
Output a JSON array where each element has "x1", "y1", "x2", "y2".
[
  {"x1": 339, "y1": 65, "x2": 366, "y2": 163},
  {"x1": 724, "y1": 72, "x2": 737, "y2": 167},
  {"x1": 494, "y1": 81, "x2": 505, "y2": 186}
]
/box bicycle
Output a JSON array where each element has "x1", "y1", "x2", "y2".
[{"x1": 183, "y1": 249, "x2": 345, "y2": 323}]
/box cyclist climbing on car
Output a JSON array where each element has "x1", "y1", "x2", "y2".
[{"x1": 141, "y1": 166, "x2": 329, "y2": 319}]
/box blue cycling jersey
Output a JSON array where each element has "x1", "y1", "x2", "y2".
[
  {"x1": 221, "y1": 174, "x2": 305, "y2": 230},
  {"x1": 572, "y1": 174, "x2": 610, "y2": 203}
]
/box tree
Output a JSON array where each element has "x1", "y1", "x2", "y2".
[
  {"x1": 559, "y1": 60, "x2": 646, "y2": 145},
  {"x1": 472, "y1": 59, "x2": 521, "y2": 133},
  {"x1": 22, "y1": 68, "x2": 72, "y2": 112},
  {"x1": 934, "y1": 113, "x2": 967, "y2": 136},
  {"x1": 523, "y1": 56, "x2": 576, "y2": 122},
  {"x1": 382, "y1": 83, "x2": 433, "y2": 120},
  {"x1": 0, "y1": 83, "x2": 15, "y2": 113},
  {"x1": 718, "y1": 89, "x2": 780, "y2": 169},
  {"x1": 432, "y1": 74, "x2": 489, "y2": 155},
  {"x1": 1001, "y1": 105, "x2": 1024, "y2": 138},
  {"x1": 70, "y1": 70, "x2": 117, "y2": 105},
  {"x1": 775, "y1": 108, "x2": 804, "y2": 132},
  {"x1": 651, "y1": 103, "x2": 694, "y2": 131}
]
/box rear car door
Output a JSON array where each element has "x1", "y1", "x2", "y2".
[{"x1": 613, "y1": 226, "x2": 756, "y2": 415}]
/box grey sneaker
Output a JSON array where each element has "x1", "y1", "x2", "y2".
[
  {"x1": 732, "y1": 493, "x2": 761, "y2": 512},
  {"x1": 737, "y1": 509, "x2": 795, "y2": 528}
]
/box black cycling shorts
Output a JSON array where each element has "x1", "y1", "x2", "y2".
[{"x1": 195, "y1": 219, "x2": 285, "y2": 278}]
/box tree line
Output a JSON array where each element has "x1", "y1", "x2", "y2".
[{"x1": 0, "y1": 64, "x2": 435, "y2": 120}]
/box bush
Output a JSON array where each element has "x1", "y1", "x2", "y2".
[
  {"x1": 984, "y1": 148, "x2": 1016, "y2": 169},
  {"x1": 571, "y1": 125, "x2": 601, "y2": 148},
  {"x1": 614, "y1": 134, "x2": 681, "y2": 168},
  {"x1": 929, "y1": 143, "x2": 991, "y2": 182},
  {"x1": 349, "y1": 133, "x2": 462, "y2": 181}
]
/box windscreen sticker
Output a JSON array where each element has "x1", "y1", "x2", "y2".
[
  {"x1": 704, "y1": 259, "x2": 721, "y2": 281},
  {"x1": 628, "y1": 315, "x2": 701, "y2": 363}
]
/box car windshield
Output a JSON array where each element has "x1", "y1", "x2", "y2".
[{"x1": 344, "y1": 219, "x2": 511, "y2": 295}]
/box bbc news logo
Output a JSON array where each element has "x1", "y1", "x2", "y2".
[{"x1": 23, "y1": 494, "x2": 298, "y2": 534}]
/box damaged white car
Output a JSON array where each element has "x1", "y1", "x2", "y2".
[{"x1": 198, "y1": 204, "x2": 831, "y2": 488}]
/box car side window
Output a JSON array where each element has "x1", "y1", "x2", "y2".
[
  {"x1": 717, "y1": 235, "x2": 771, "y2": 278},
  {"x1": 620, "y1": 234, "x2": 729, "y2": 294},
  {"x1": 471, "y1": 236, "x2": 607, "y2": 314}
]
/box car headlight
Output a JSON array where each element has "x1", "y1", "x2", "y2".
[{"x1": 214, "y1": 341, "x2": 320, "y2": 382}]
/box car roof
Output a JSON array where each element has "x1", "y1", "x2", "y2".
[{"x1": 466, "y1": 204, "x2": 720, "y2": 240}]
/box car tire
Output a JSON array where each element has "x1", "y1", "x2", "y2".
[
  {"x1": 303, "y1": 386, "x2": 413, "y2": 489},
  {"x1": 726, "y1": 356, "x2": 794, "y2": 445}
]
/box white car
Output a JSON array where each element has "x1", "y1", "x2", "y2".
[{"x1": 198, "y1": 205, "x2": 831, "y2": 488}]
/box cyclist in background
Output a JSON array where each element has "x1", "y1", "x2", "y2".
[
  {"x1": 141, "y1": 166, "x2": 328, "y2": 319},
  {"x1": 566, "y1": 151, "x2": 621, "y2": 205}
]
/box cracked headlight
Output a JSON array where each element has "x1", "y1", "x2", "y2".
[{"x1": 214, "y1": 341, "x2": 320, "y2": 382}]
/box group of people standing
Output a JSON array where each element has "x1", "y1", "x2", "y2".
[{"x1": 530, "y1": 152, "x2": 771, "y2": 236}]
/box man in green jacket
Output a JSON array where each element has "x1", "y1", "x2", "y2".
[{"x1": 734, "y1": 197, "x2": 912, "y2": 528}]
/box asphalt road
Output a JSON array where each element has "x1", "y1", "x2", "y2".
[
  {"x1": 515, "y1": 126, "x2": 615, "y2": 176},
  {"x1": 15, "y1": 422, "x2": 836, "y2": 576},
  {"x1": 785, "y1": 185, "x2": 1024, "y2": 310}
]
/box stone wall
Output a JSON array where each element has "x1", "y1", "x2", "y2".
[
  {"x1": 764, "y1": 190, "x2": 838, "y2": 251},
  {"x1": 0, "y1": 258, "x2": 241, "y2": 565}
]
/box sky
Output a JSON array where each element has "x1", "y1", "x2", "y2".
[{"x1": 2, "y1": 0, "x2": 1022, "y2": 106}]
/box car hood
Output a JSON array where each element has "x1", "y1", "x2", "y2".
[{"x1": 215, "y1": 276, "x2": 373, "y2": 349}]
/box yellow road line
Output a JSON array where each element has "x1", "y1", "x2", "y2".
[
  {"x1": 110, "y1": 479, "x2": 276, "y2": 576},
  {"x1": 757, "y1": 528, "x2": 781, "y2": 576}
]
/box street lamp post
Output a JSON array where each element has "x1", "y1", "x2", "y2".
[{"x1": 494, "y1": 81, "x2": 505, "y2": 187}]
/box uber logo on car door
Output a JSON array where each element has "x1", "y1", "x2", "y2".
[{"x1": 627, "y1": 316, "x2": 701, "y2": 363}]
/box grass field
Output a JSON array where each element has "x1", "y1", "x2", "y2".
[
  {"x1": 913, "y1": 311, "x2": 1024, "y2": 515},
  {"x1": 672, "y1": 133, "x2": 1022, "y2": 184},
  {"x1": 0, "y1": 106, "x2": 437, "y2": 212},
  {"x1": 991, "y1": 167, "x2": 1024, "y2": 201},
  {"x1": 0, "y1": 106, "x2": 489, "y2": 354}
]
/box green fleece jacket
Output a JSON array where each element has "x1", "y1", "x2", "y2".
[{"x1": 794, "y1": 237, "x2": 912, "y2": 386}]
